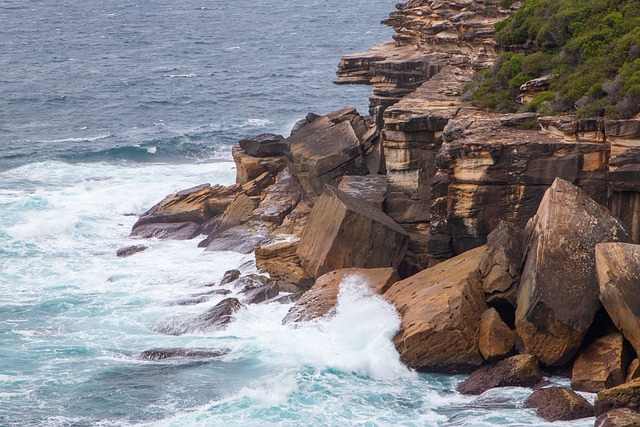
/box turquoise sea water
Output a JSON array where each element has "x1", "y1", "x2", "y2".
[{"x1": 0, "y1": 1, "x2": 596, "y2": 426}]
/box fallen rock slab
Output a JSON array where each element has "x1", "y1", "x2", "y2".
[
  {"x1": 524, "y1": 387, "x2": 594, "y2": 422},
  {"x1": 457, "y1": 354, "x2": 542, "y2": 395},
  {"x1": 255, "y1": 240, "x2": 314, "y2": 289},
  {"x1": 478, "y1": 308, "x2": 516, "y2": 362},
  {"x1": 232, "y1": 144, "x2": 287, "y2": 185},
  {"x1": 571, "y1": 332, "x2": 630, "y2": 393},
  {"x1": 238, "y1": 133, "x2": 287, "y2": 157}
]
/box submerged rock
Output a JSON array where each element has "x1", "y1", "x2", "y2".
[
  {"x1": 152, "y1": 298, "x2": 244, "y2": 335},
  {"x1": 457, "y1": 354, "x2": 542, "y2": 395},
  {"x1": 138, "y1": 348, "x2": 229, "y2": 360},
  {"x1": 524, "y1": 387, "x2": 594, "y2": 422},
  {"x1": 116, "y1": 244, "x2": 148, "y2": 257}
]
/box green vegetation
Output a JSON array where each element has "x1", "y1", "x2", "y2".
[{"x1": 465, "y1": 0, "x2": 640, "y2": 118}]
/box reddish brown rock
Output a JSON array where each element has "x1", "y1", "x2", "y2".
[
  {"x1": 595, "y1": 378, "x2": 640, "y2": 416},
  {"x1": 383, "y1": 246, "x2": 487, "y2": 373},
  {"x1": 241, "y1": 172, "x2": 275, "y2": 197},
  {"x1": 595, "y1": 408, "x2": 640, "y2": 427},
  {"x1": 297, "y1": 185, "x2": 409, "y2": 278},
  {"x1": 457, "y1": 354, "x2": 542, "y2": 395},
  {"x1": 282, "y1": 268, "x2": 400, "y2": 324},
  {"x1": 232, "y1": 144, "x2": 287, "y2": 185},
  {"x1": 274, "y1": 198, "x2": 313, "y2": 237},
  {"x1": 255, "y1": 240, "x2": 314, "y2": 290},
  {"x1": 524, "y1": 387, "x2": 594, "y2": 422},
  {"x1": 251, "y1": 169, "x2": 303, "y2": 226},
  {"x1": 515, "y1": 178, "x2": 629, "y2": 366},
  {"x1": 478, "y1": 308, "x2": 516, "y2": 362},
  {"x1": 337, "y1": 175, "x2": 388, "y2": 210},
  {"x1": 596, "y1": 243, "x2": 640, "y2": 357},
  {"x1": 626, "y1": 359, "x2": 640, "y2": 383},
  {"x1": 571, "y1": 333, "x2": 630, "y2": 393}
]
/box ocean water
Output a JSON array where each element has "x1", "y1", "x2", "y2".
[{"x1": 0, "y1": 1, "x2": 596, "y2": 426}]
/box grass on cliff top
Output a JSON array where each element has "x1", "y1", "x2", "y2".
[{"x1": 465, "y1": 0, "x2": 640, "y2": 118}]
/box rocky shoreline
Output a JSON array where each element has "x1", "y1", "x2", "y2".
[{"x1": 122, "y1": 0, "x2": 640, "y2": 424}]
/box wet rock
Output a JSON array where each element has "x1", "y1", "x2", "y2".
[
  {"x1": 595, "y1": 378, "x2": 640, "y2": 416},
  {"x1": 595, "y1": 408, "x2": 640, "y2": 427},
  {"x1": 478, "y1": 308, "x2": 516, "y2": 362},
  {"x1": 204, "y1": 227, "x2": 271, "y2": 254},
  {"x1": 130, "y1": 222, "x2": 202, "y2": 240},
  {"x1": 457, "y1": 354, "x2": 542, "y2": 395},
  {"x1": 250, "y1": 169, "x2": 303, "y2": 226},
  {"x1": 524, "y1": 387, "x2": 594, "y2": 422},
  {"x1": 384, "y1": 246, "x2": 487, "y2": 373},
  {"x1": 273, "y1": 292, "x2": 304, "y2": 304},
  {"x1": 238, "y1": 133, "x2": 287, "y2": 157},
  {"x1": 116, "y1": 244, "x2": 148, "y2": 257},
  {"x1": 153, "y1": 298, "x2": 244, "y2": 335},
  {"x1": 596, "y1": 243, "x2": 640, "y2": 357},
  {"x1": 255, "y1": 240, "x2": 313, "y2": 289},
  {"x1": 138, "y1": 348, "x2": 230, "y2": 360},
  {"x1": 282, "y1": 267, "x2": 399, "y2": 324},
  {"x1": 232, "y1": 144, "x2": 287, "y2": 185},
  {"x1": 297, "y1": 185, "x2": 409, "y2": 278},
  {"x1": 515, "y1": 178, "x2": 629, "y2": 366},
  {"x1": 571, "y1": 333, "x2": 630, "y2": 393},
  {"x1": 232, "y1": 274, "x2": 273, "y2": 292},
  {"x1": 191, "y1": 289, "x2": 232, "y2": 298},
  {"x1": 219, "y1": 269, "x2": 241, "y2": 286},
  {"x1": 240, "y1": 283, "x2": 280, "y2": 305}
]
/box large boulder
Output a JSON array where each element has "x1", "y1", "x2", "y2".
[
  {"x1": 255, "y1": 240, "x2": 314, "y2": 290},
  {"x1": 285, "y1": 108, "x2": 370, "y2": 198},
  {"x1": 457, "y1": 354, "x2": 542, "y2": 395},
  {"x1": 571, "y1": 333, "x2": 630, "y2": 393},
  {"x1": 282, "y1": 268, "x2": 399, "y2": 324},
  {"x1": 337, "y1": 175, "x2": 388, "y2": 210},
  {"x1": 250, "y1": 169, "x2": 303, "y2": 226},
  {"x1": 596, "y1": 243, "x2": 640, "y2": 356},
  {"x1": 130, "y1": 222, "x2": 202, "y2": 240},
  {"x1": 595, "y1": 408, "x2": 640, "y2": 427},
  {"x1": 297, "y1": 186, "x2": 409, "y2": 278},
  {"x1": 524, "y1": 387, "x2": 594, "y2": 422},
  {"x1": 478, "y1": 308, "x2": 517, "y2": 362},
  {"x1": 232, "y1": 144, "x2": 287, "y2": 185},
  {"x1": 238, "y1": 133, "x2": 287, "y2": 157},
  {"x1": 383, "y1": 246, "x2": 488, "y2": 373},
  {"x1": 595, "y1": 378, "x2": 640, "y2": 416},
  {"x1": 515, "y1": 178, "x2": 629, "y2": 366}
]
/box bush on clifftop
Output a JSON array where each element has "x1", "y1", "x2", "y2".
[{"x1": 465, "y1": 0, "x2": 640, "y2": 118}]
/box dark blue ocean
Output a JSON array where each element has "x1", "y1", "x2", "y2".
[{"x1": 0, "y1": 1, "x2": 594, "y2": 426}]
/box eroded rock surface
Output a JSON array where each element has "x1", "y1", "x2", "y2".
[
  {"x1": 457, "y1": 354, "x2": 542, "y2": 395},
  {"x1": 571, "y1": 333, "x2": 630, "y2": 393},
  {"x1": 524, "y1": 387, "x2": 594, "y2": 422}
]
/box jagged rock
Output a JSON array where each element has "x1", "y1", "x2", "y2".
[
  {"x1": 290, "y1": 112, "x2": 320, "y2": 136},
  {"x1": 515, "y1": 178, "x2": 629, "y2": 366},
  {"x1": 626, "y1": 359, "x2": 640, "y2": 383},
  {"x1": 609, "y1": 164, "x2": 640, "y2": 244},
  {"x1": 282, "y1": 268, "x2": 399, "y2": 324},
  {"x1": 130, "y1": 222, "x2": 202, "y2": 240},
  {"x1": 116, "y1": 244, "x2": 148, "y2": 257},
  {"x1": 255, "y1": 240, "x2": 313, "y2": 289},
  {"x1": 238, "y1": 133, "x2": 287, "y2": 157},
  {"x1": 251, "y1": 169, "x2": 303, "y2": 226},
  {"x1": 240, "y1": 283, "x2": 279, "y2": 305},
  {"x1": 232, "y1": 274, "x2": 273, "y2": 292},
  {"x1": 595, "y1": 379, "x2": 640, "y2": 416},
  {"x1": 478, "y1": 308, "x2": 516, "y2": 362},
  {"x1": 204, "y1": 227, "x2": 271, "y2": 254},
  {"x1": 337, "y1": 175, "x2": 388, "y2": 210},
  {"x1": 457, "y1": 354, "x2": 542, "y2": 395},
  {"x1": 219, "y1": 269, "x2": 241, "y2": 286},
  {"x1": 518, "y1": 76, "x2": 553, "y2": 104},
  {"x1": 284, "y1": 108, "x2": 370, "y2": 198},
  {"x1": 274, "y1": 198, "x2": 313, "y2": 237},
  {"x1": 138, "y1": 348, "x2": 230, "y2": 360},
  {"x1": 152, "y1": 298, "x2": 244, "y2": 335},
  {"x1": 595, "y1": 408, "x2": 640, "y2": 427},
  {"x1": 479, "y1": 221, "x2": 524, "y2": 306},
  {"x1": 232, "y1": 144, "x2": 287, "y2": 185},
  {"x1": 197, "y1": 193, "x2": 259, "y2": 248},
  {"x1": 241, "y1": 172, "x2": 275, "y2": 197},
  {"x1": 383, "y1": 246, "x2": 487, "y2": 373},
  {"x1": 596, "y1": 243, "x2": 640, "y2": 356},
  {"x1": 273, "y1": 292, "x2": 304, "y2": 304},
  {"x1": 572, "y1": 333, "x2": 630, "y2": 393},
  {"x1": 524, "y1": 387, "x2": 594, "y2": 422},
  {"x1": 297, "y1": 185, "x2": 409, "y2": 278}
]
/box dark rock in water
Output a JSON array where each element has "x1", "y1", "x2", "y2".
[
  {"x1": 219, "y1": 269, "x2": 241, "y2": 286},
  {"x1": 191, "y1": 289, "x2": 232, "y2": 298},
  {"x1": 233, "y1": 274, "x2": 273, "y2": 291},
  {"x1": 138, "y1": 347, "x2": 230, "y2": 360},
  {"x1": 595, "y1": 408, "x2": 640, "y2": 427},
  {"x1": 457, "y1": 354, "x2": 542, "y2": 395},
  {"x1": 204, "y1": 227, "x2": 271, "y2": 254},
  {"x1": 171, "y1": 296, "x2": 210, "y2": 306},
  {"x1": 153, "y1": 298, "x2": 244, "y2": 335},
  {"x1": 595, "y1": 379, "x2": 640, "y2": 416},
  {"x1": 116, "y1": 244, "x2": 148, "y2": 257},
  {"x1": 524, "y1": 387, "x2": 594, "y2": 422},
  {"x1": 290, "y1": 112, "x2": 321, "y2": 136},
  {"x1": 239, "y1": 133, "x2": 287, "y2": 157},
  {"x1": 130, "y1": 222, "x2": 201, "y2": 240},
  {"x1": 240, "y1": 283, "x2": 280, "y2": 304},
  {"x1": 273, "y1": 292, "x2": 304, "y2": 304}
]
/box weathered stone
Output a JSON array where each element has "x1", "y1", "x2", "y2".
[
  {"x1": 138, "y1": 348, "x2": 229, "y2": 360},
  {"x1": 275, "y1": 198, "x2": 313, "y2": 237},
  {"x1": 595, "y1": 379, "x2": 640, "y2": 416},
  {"x1": 116, "y1": 244, "x2": 148, "y2": 257},
  {"x1": 595, "y1": 408, "x2": 640, "y2": 427},
  {"x1": 596, "y1": 243, "x2": 640, "y2": 356},
  {"x1": 626, "y1": 359, "x2": 640, "y2": 383},
  {"x1": 572, "y1": 333, "x2": 630, "y2": 393},
  {"x1": 204, "y1": 227, "x2": 271, "y2": 254},
  {"x1": 152, "y1": 298, "x2": 244, "y2": 335},
  {"x1": 290, "y1": 112, "x2": 320, "y2": 136},
  {"x1": 255, "y1": 240, "x2": 313, "y2": 288},
  {"x1": 337, "y1": 175, "x2": 388, "y2": 210},
  {"x1": 479, "y1": 221, "x2": 524, "y2": 306},
  {"x1": 383, "y1": 246, "x2": 487, "y2": 373},
  {"x1": 524, "y1": 387, "x2": 594, "y2": 422},
  {"x1": 231, "y1": 274, "x2": 273, "y2": 292},
  {"x1": 251, "y1": 169, "x2": 303, "y2": 226},
  {"x1": 219, "y1": 269, "x2": 241, "y2": 286},
  {"x1": 240, "y1": 283, "x2": 280, "y2": 305},
  {"x1": 282, "y1": 268, "x2": 399, "y2": 324},
  {"x1": 515, "y1": 178, "x2": 629, "y2": 366},
  {"x1": 232, "y1": 144, "x2": 287, "y2": 185},
  {"x1": 238, "y1": 133, "x2": 287, "y2": 157},
  {"x1": 457, "y1": 354, "x2": 542, "y2": 395},
  {"x1": 130, "y1": 222, "x2": 201, "y2": 240},
  {"x1": 285, "y1": 108, "x2": 370, "y2": 198},
  {"x1": 478, "y1": 308, "x2": 516, "y2": 362},
  {"x1": 609, "y1": 164, "x2": 640, "y2": 244},
  {"x1": 297, "y1": 185, "x2": 409, "y2": 278},
  {"x1": 241, "y1": 172, "x2": 275, "y2": 197}
]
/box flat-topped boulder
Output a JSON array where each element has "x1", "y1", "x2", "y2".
[
  {"x1": 297, "y1": 185, "x2": 409, "y2": 278},
  {"x1": 515, "y1": 178, "x2": 629, "y2": 366},
  {"x1": 238, "y1": 133, "x2": 287, "y2": 157},
  {"x1": 524, "y1": 387, "x2": 594, "y2": 422},
  {"x1": 232, "y1": 144, "x2": 287, "y2": 185},
  {"x1": 383, "y1": 245, "x2": 487, "y2": 373},
  {"x1": 572, "y1": 333, "x2": 630, "y2": 393}
]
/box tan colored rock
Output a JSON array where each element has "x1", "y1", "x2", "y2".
[
  {"x1": 251, "y1": 169, "x2": 303, "y2": 226},
  {"x1": 524, "y1": 387, "x2": 594, "y2": 422},
  {"x1": 595, "y1": 378, "x2": 640, "y2": 416},
  {"x1": 457, "y1": 354, "x2": 542, "y2": 395},
  {"x1": 297, "y1": 186, "x2": 409, "y2": 278},
  {"x1": 572, "y1": 333, "x2": 630, "y2": 393},
  {"x1": 383, "y1": 246, "x2": 487, "y2": 373},
  {"x1": 337, "y1": 175, "x2": 388, "y2": 210},
  {"x1": 626, "y1": 359, "x2": 640, "y2": 383},
  {"x1": 596, "y1": 243, "x2": 640, "y2": 356},
  {"x1": 478, "y1": 308, "x2": 516, "y2": 362},
  {"x1": 595, "y1": 408, "x2": 640, "y2": 427},
  {"x1": 241, "y1": 172, "x2": 275, "y2": 197},
  {"x1": 274, "y1": 198, "x2": 313, "y2": 237},
  {"x1": 282, "y1": 268, "x2": 400, "y2": 324},
  {"x1": 232, "y1": 144, "x2": 287, "y2": 185},
  {"x1": 515, "y1": 178, "x2": 629, "y2": 366},
  {"x1": 255, "y1": 240, "x2": 313, "y2": 289}
]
